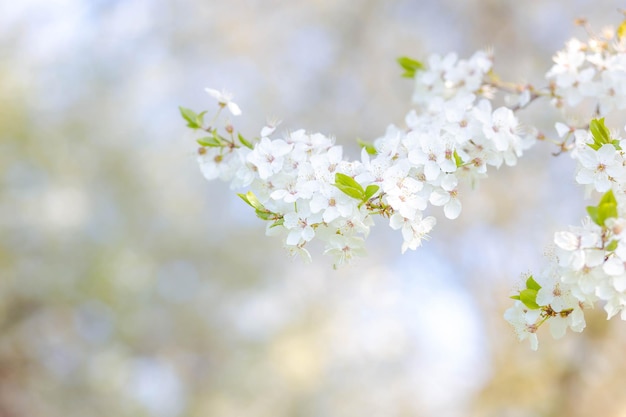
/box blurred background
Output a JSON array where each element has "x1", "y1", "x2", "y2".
[{"x1": 2, "y1": 0, "x2": 626, "y2": 416}]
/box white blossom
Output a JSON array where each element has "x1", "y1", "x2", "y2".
[
  {"x1": 205, "y1": 88, "x2": 242, "y2": 116},
  {"x1": 246, "y1": 137, "x2": 294, "y2": 180},
  {"x1": 575, "y1": 144, "x2": 624, "y2": 192},
  {"x1": 504, "y1": 302, "x2": 541, "y2": 351},
  {"x1": 389, "y1": 213, "x2": 436, "y2": 253}
]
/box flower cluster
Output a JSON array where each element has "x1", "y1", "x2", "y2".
[
  {"x1": 504, "y1": 21, "x2": 626, "y2": 349},
  {"x1": 505, "y1": 119, "x2": 626, "y2": 349},
  {"x1": 187, "y1": 51, "x2": 536, "y2": 266},
  {"x1": 411, "y1": 51, "x2": 493, "y2": 105},
  {"x1": 547, "y1": 24, "x2": 626, "y2": 115},
  {"x1": 187, "y1": 18, "x2": 626, "y2": 349}
]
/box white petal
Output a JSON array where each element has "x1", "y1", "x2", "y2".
[
  {"x1": 440, "y1": 173, "x2": 458, "y2": 191},
  {"x1": 301, "y1": 226, "x2": 315, "y2": 242},
  {"x1": 535, "y1": 286, "x2": 553, "y2": 306},
  {"x1": 227, "y1": 101, "x2": 242, "y2": 116},
  {"x1": 444, "y1": 199, "x2": 462, "y2": 219},
  {"x1": 555, "y1": 123, "x2": 571, "y2": 137},
  {"x1": 389, "y1": 213, "x2": 404, "y2": 230},
  {"x1": 604, "y1": 300, "x2": 621, "y2": 319},
  {"x1": 205, "y1": 88, "x2": 220, "y2": 99},
  {"x1": 570, "y1": 250, "x2": 586, "y2": 271},
  {"x1": 424, "y1": 161, "x2": 440, "y2": 181},
  {"x1": 596, "y1": 282, "x2": 615, "y2": 300},
  {"x1": 594, "y1": 177, "x2": 612, "y2": 192},
  {"x1": 569, "y1": 309, "x2": 586, "y2": 332},
  {"x1": 614, "y1": 274, "x2": 626, "y2": 292},
  {"x1": 529, "y1": 334, "x2": 539, "y2": 351},
  {"x1": 554, "y1": 231, "x2": 579, "y2": 251},
  {"x1": 576, "y1": 147, "x2": 597, "y2": 168},
  {"x1": 603, "y1": 257, "x2": 625, "y2": 276},
  {"x1": 586, "y1": 249, "x2": 605, "y2": 267},
  {"x1": 261, "y1": 125, "x2": 276, "y2": 137},
  {"x1": 575, "y1": 169, "x2": 594, "y2": 185},
  {"x1": 285, "y1": 229, "x2": 302, "y2": 246},
  {"x1": 549, "y1": 317, "x2": 568, "y2": 339},
  {"x1": 597, "y1": 144, "x2": 618, "y2": 163},
  {"x1": 429, "y1": 188, "x2": 450, "y2": 206}
]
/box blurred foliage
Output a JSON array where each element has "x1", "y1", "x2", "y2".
[{"x1": 2, "y1": 1, "x2": 626, "y2": 416}]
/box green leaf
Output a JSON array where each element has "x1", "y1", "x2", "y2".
[
  {"x1": 334, "y1": 173, "x2": 365, "y2": 200},
  {"x1": 269, "y1": 218, "x2": 284, "y2": 228},
  {"x1": 196, "y1": 111, "x2": 207, "y2": 127},
  {"x1": 598, "y1": 201, "x2": 618, "y2": 225},
  {"x1": 525, "y1": 275, "x2": 541, "y2": 291},
  {"x1": 363, "y1": 184, "x2": 380, "y2": 201},
  {"x1": 255, "y1": 210, "x2": 273, "y2": 221},
  {"x1": 586, "y1": 142, "x2": 601, "y2": 151},
  {"x1": 335, "y1": 173, "x2": 364, "y2": 193},
  {"x1": 336, "y1": 185, "x2": 364, "y2": 200},
  {"x1": 510, "y1": 295, "x2": 521, "y2": 300},
  {"x1": 197, "y1": 136, "x2": 222, "y2": 147},
  {"x1": 238, "y1": 191, "x2": 264, "y2": 211},
  {"x1": 612, "y1": 139, "x2": 622, "y2": 150},
  {"x1": 519, "y1": 288, "x2": 540, "y2": 310},
  {"x1": 586, "y1": 190, "x2": 618, "y2": 226},
  {"x1": 618, "y1": 20, "x2": 626, "y2": 40},
  {"x1": 606, "y1": 239, "x2": 619, "y2": 252},
  {"x1": 590, "y1": 118, "x2": 611, "y2": 146},
  {"x1": 238, "y1": 191, "x2": 279, "y2": 223},
  {"x1": 357, "y1": 138, "x2": 377, "y2": 155},
  {"x1": 238, "y1": 192, "x2": 252, "y2": 207},
  {"x1": 179, "y1": 106, "x2": 201, "y2": 129},
  {"x1": 238, "y1": 133, "x2": 254, "y2": 149},
  {"x1": 587, "y1": 205, "x2": 601, "y2": 226},
  {"x1": 397, "y1": 56, "x2": 425, "y2": 78},
  {"x1": 599, "y1": 189, "x2": 617, "y2": 206},
  {"x1": 590, "y1": 190, "x2": 618, "y2": 226},
  {"x1": 453, "y1": 150, "x2": 464, "y2": 167}
]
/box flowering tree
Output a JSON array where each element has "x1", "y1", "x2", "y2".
[{"x1": 182, "y1": 19, "x2": 626, "y2": 350}]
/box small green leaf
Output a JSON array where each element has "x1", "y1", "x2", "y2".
[
  {"x1": 519, "y1": 288, "x2": 540, "y2": 310},
  {"x1": 197, "y1": 136, "x2": 222, "y2": 147},
  {"x1": 453, "y1": 150, "x2": 464, "y2": 167},
  {"x1": 269, "y1": 218, "x2": 284, "y2": 228},
  {"x1": 255, "y1": 210, "x2": 273, "y2": 220},
  {"x1": 180, "y1": 106, "x2": 201, "y2": 129},
  {"x1": 587, "y1": 205, "x2": 601, "y2": 226},
  {"x1": 606, "y1": 239, "x2": 619, "y2": 252},
  {"x1": 357, "y1": 138, "x2": 377, "y2": 155},
  {"x1": 334, "y1": 173, "x2": 365, "y2": 200},
  {"x1": 525, "y1": 275, "x2": 541, "y2": 291},
  {"x1": 590, "y1": 118, "x2": 611, "y2": 146},
  {"x1": 588, "y1": 190, "x2": 619, "y2": 227},
  {"x1": 238, "y1": 192, "x2": 252, "y2": 207},
  {"x1": 587, "y1": 190, "x2": 617, "y2": 227},
  {"x1": 618, "y1": 20, "x2": 626, "y2": 40},
  {"x1": 196, "y1": 111, "x2": 207, "y2": 127},
  {"x1": 612, "y1": 139, "x2": 622, "y2": 150},
  {"x1": 239, "y1": 192, "x2": 279, "y2": 222},
  {"x1": 598, "y1": 202, "x2": 618, "y2": 225},
  {"x1": 600, "y1": 189, "x2": 617, "y2": 206},
  {"x1": 336, "y1": 185, "x2": 364, "y2": 200},
  {"x1": 510, "y1": 295, "x2": 521, "y2": 300},
  {"x1": 397, "y1": 56, "x2": 425, "y2": 78},
  {"x1": 586, "y1": 142, "x2": 601, "y2": 151},
  {"x1": 335, "y1": 173, "x2": 364, "y2": 192},
  {"x1": 363, "y1": 184, "x2": 380, "y2": 201},
  {"x1": 238, "y1": 191, "x2": 264, "y2": 211},
  {"x1": 238, "y1": 133, "x2": 254, "y2": 149}
]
